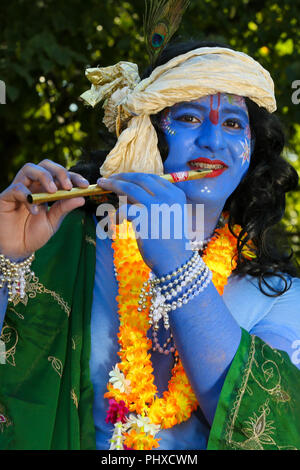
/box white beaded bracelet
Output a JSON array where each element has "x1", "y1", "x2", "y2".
[
  {"x1": 159, "y1": 257, "x2": 206, "y2": 300},
  {"x1": 167, "y1": 266, "x2": 212, "y2": 312},
  {"x1": 0, "y1": 253, "x2": 35, "y2": 302},
  {"x1": 138, "y1": 252, "x2": 203, "y2": 315},
  {"x1": 148, "y1": 258, "x2": 207, "y2": 327},
  {"x1": 141, "y1": 255, "x2": 210, "y2": 325},
  {"x1": 149, "y1": 251, "x2": 200, "y2": 286},
  {"x1": 147, "y1": 262, "x2": 212, "y2": 355},
  {"x1": 137, "y1": 251, "x2": 213, "y2": 356}
]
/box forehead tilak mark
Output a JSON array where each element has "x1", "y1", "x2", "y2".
[{"x1": 209, "y1": 93, "x2": 221, "y2": 125}]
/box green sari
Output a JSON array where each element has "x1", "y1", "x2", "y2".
[{"x1": 0, "y1": 209, "x2": 300, "y2": 450}]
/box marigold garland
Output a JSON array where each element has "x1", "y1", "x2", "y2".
[{"x1": 105, "y1": 219, "x2": 253, "y2": 450}]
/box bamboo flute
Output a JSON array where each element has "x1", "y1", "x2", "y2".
[{"x1": 27, "y1": 169, "x2": 212, "y2": 205}]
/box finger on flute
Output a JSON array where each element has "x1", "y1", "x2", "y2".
[
  {"x1": 27, "y1": 170, "x2": 212, "y2": 205},
  {"x1": 27, "y1": 185, "x2": 111, "y2": 205}
]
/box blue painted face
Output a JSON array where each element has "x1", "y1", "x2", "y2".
[{"x1": 161, "y1": 93, "x2": 252, "y2": 207}]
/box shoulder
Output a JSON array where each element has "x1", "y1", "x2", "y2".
[{"x1": 222, "y1": 272, "x2": 300, "y2": 332}]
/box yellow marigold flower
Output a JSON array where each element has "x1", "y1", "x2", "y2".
[
  {"x1": 148, "y1": 405, "x2": 165, "y2": 424},
  {"x1": 161, "y1": 414, "x2": 178, "y2": 428},
  {"x1": 123, "y1": 429, "x2": 160, "y2": 450}
]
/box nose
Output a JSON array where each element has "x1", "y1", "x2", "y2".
[{"x1": 195, "y1": 121, "x2": 226, "y2": 155}]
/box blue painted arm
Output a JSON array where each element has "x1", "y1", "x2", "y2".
[
  {"x1": 0, "y1": 286, "x2": 8, "y2": 332},
  {"x1": 166, "y1": 280, "x2": 241, "y2": 425}
]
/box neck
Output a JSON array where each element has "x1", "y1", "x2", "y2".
[{"x1": 186, "y1": 200, "x2": 223, "y2": 242}]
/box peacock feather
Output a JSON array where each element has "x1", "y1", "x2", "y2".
[{"x1": 143, "y1": 0, "x2": 190, "y2": 65}]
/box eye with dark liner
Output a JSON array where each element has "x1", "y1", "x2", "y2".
[
  {"x1": 175, "y1": 114, "x2": 203, "y2": 124},
  {"x1": 223, "y1": 119, "x2": 244, "y2": 129}
]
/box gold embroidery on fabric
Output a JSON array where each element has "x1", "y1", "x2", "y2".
[
  {"x1": 8, "y1": 307, "x2": 24, "y2": 320},
  {"x1": 250, "y1": 343, "x2": 290, "y2": 404},
  {"x1": 11, "y1": 272, "x2": 71, "y2": 317},
  {"x1": 71, "y1": 335, "x2": 80, "y2": 351},
  {"x1": 48, "y1": 356, "x2": 63, "y2": 378},
  {"x1": 0, "y1": 323, "x2": 18, "y2": 366},
  {"x1": 225, "y1": 335, "x2": 292, "y2": 450},
  {"x1": 225, "y1": 335, "x2": 255, "y2": 447},
  {"x1": 71, "y1": 389, "x2": 79, "y2": 409},
  {"x1": 85, "y1": 235, "x2": 96, "y2": 247},
  {"x1": 239, "y1": 401, "x2": 276, "y2": 449}
]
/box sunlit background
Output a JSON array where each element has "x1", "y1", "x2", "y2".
[{"x1": 0, "y1": 0, "x2": 299, "y2": 260}]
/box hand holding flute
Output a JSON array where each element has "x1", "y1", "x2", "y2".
[
  {"x1": 0, "y1": 160, "x2": 89, "y2": 260},
  {"x1": 0, "y1": 159, "x2": 211, "y2": 261}
]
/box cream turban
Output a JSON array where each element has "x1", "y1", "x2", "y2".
[{"x1": 80, "y1": 47, "x2": 276, "y2": 177}]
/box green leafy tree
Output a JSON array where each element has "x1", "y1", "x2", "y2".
[{"x1": 0, "y1": 0, "x2": 299, "y2": 259}]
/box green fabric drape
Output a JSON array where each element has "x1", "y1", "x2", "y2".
[
  {"x1": 208, "y1": 329, "x2": 300, "y2": 450},
  {"x1": 0, "y1": 209, "x2": 96, "y2": 450},
  {"x1": 1, "y1": 209, "x2": 300, "y2": 450}
]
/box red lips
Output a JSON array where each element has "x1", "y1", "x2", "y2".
[
  {"x1": 188, "y1": 157, "x2": 228, "y2": 177},
  {"x1": 188, "y1": 157, "x2": 227, "y2": 166}
]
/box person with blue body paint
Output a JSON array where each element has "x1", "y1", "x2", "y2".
[{"x1": 0, "y1": 40, "x2": 300, "y2": 450}]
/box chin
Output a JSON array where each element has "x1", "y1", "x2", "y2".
[{"x1": 184, "y1": 182, "x2": 233, "y2": 206}]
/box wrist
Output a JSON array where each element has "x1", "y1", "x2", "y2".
[
  {"x1": 0, "y1": 245, "x2": 33, "y2": 263},
  {"x1": 151, "y1": 251, "x2": 193, "y2": 279}
]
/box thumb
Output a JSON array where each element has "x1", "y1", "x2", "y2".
[{"x1": 47, "y1": 197, "x2": 85, "y2": 234}]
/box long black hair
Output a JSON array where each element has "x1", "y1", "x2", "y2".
[{"x1": 71, "y1": 39, "x2": 299, "y2": 294}]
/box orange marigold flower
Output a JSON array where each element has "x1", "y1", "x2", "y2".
[
  {"x1": 104, "y1": 384, "x2": 128, "y2": 403},
  {"x1": 123, "y1": 430, "x2": 160, "y2": 450}
]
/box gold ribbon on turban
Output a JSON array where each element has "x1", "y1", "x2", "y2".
[{"x1": 80, "y1": 47, "x2": 276, "y2": 177}]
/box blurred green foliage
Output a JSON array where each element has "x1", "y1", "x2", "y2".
[{"x1": 0, "y1": 0, "x2": 299, "y2": 259}]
